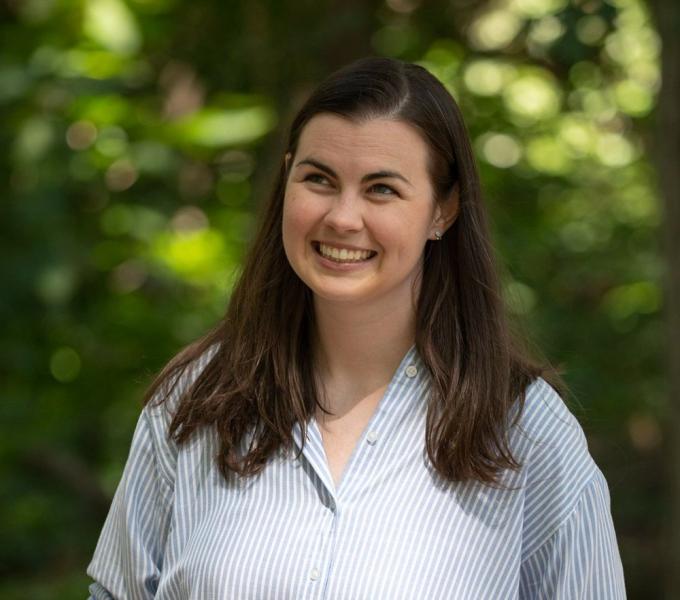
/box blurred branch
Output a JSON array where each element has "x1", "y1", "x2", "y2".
[{"x1": 647, "y1": 0, "x2": 680, "y2": 596}]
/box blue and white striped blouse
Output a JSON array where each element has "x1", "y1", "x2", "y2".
[{"x1": 87, "y1": 346, "x2": 626, "y2": 599}]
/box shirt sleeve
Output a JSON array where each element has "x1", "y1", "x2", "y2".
[
  {"x1": 518, "y1": 464, "x2": 626, "y2": 599},
  {"x1": 86, "y1": 403, "x2": 176, "y2": 600}
]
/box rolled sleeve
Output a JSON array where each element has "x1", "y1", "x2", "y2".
[{"x1": 87, "y1": 407, "x2": 175, "y2": 600}]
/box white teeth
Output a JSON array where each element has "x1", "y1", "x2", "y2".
[{"x1": 318, "y1": 243, "x2": 374, "y2": 262}]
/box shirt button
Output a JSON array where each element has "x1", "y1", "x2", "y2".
[
  {"x1": 366, "y1": 430, "x2": 378, "y2": 445},
  {"x1": 310, "y1": 567, "x2": 320, "y2": 581},
  {"x1": 405, "y1": 364, "x2": 418, "y2": 378}
]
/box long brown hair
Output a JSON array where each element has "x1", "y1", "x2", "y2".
[{"x1": 144, "y1": 57, "x2": 564, "y2": 486}]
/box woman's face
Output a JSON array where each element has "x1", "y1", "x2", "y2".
[{"x1": 282, "y1": 114, "x2": 451, "y2": 309}]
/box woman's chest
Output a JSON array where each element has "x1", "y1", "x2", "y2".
[{"x1": 158, "y1": 448, "x2": 525, "y2": 600}]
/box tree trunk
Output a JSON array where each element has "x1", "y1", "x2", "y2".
[{"x1": 649, "y1": 0, "x2": 680, "y2": 597}]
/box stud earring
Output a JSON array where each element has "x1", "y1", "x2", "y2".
[{"x1": 434, "y1": 231, "x2": 442, "y2": 240}]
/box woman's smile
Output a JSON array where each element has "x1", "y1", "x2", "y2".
[{"x1": 313, "y1": 241, "x2": 378, "y2": 265}]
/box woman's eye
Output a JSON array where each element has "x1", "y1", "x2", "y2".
[
  {"x1": 369, "y1": 183, "x2": 397, "y2": 196},
  {"x1": 304, "y1": 173, "x2": 330, "y2": 185}
]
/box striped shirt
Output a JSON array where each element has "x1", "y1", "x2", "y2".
[{"x1": 87, "y1": 346, "x2": 626, "y2": 599}]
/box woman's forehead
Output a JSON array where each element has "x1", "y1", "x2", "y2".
[{"x1": 295, "y1": 114, "x2": 429, "y2": 176}]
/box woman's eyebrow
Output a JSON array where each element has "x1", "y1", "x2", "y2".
[{"x1": 295, "y1": 157, "x2": 413, "y2": 187}]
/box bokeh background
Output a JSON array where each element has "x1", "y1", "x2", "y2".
[{"x1": 2, "y1": 0, "x2": 677, "y2": 597}]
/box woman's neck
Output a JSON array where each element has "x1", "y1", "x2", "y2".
[{"x1": 312, "y1": 295, "x2": 416, "y2": 393}]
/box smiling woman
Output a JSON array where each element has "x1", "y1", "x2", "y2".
[{"x1": 86, "y1": 57, "x2": 626, "y2": 599}]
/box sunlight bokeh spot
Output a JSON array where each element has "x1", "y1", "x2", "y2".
[
  {"x1": 50, "y1": 347, "x2": 82, "y2": 383},
  {"x1": 95, "y1": 125, "x2": 128, "y2": 157},
  {"x1": 75, "y1": 95, "x2": 130, "y2": 126},
  {"x1": 614, "y1": 79, "x2": 654, "y2": 116},
  {"x1": 463, "y1": 60, "x2": 510, "y2": 96},
  {"x1": 595, "y1": 133, "x2": 635, "y2": 167},
  {"x1": 170, "y1": 106, "x2": 277, "y2": 148},
  {"x1": 35, "y1": 266, "x2": 77, "y2": 305},
  {"x1": 16, "y1": 0, "x2": 57, "y2": 23},
  {"x1": 503, "y1": 72, "x2": 561, "y2": 121},
  {"x1": 525, "y1": 136, "x2": 572, "y2": 174},
  {"x1": 605, "y1": 28, "x2": 659, "y2": 68},
  {"x1": 63, "y1": 49, "x2": 127, "y2": 79},
  {"x1": 616, "y1": 185, "x2": 658, "y2": 225},
  {"x1": 576, "y1": 15, "x2": 608, "y2": 45},
  {"x1": 480, "y1": 133, "x2": 522, "y2": 168},
  {"x1": 628, "y1": 413, "x2": 662, "y2": 452},
  {"x1": 151, "y1": 228, "x2": 232, "y2": 284},
  {"x1": 580, "y1": 89, "x2": 616, "y2": 120},
  {"x1": 99, "y1": 204, "x2": 168, "y2": 242},
  {"x1": 171, "y1": 206, "x2": 209, "y2": 233},
  {"x1": 0, "y1": 64, "x2": 31, "y2": 103},
  {"x1": 528, "y1": 15, "x2": 565, "y2": 45},
  {"x1": 628, "y1": 60, "x2": 660, "y2": 90},
  {"x1": 178, "y1": 162, "x2": 215, "y2": 198},
  {"x1": 105, "y1": 159, "x2": 138, "y2": 191},
  {"x1": 418, "y1": 41, "x2": 462, "y2": 92},
  {"x1": 509, "y1": 0, "x2": 567, "y2": 18},
  {"x1": 14, "y1": 117, "x2": 54, "y2": 163},
  {"x1": 558, "y1": 116, "x2": 595, "y2": 156},
  {"x1": 110, "y1": 259, "x2": 148, "y2": 294},
  {"x1": 128, "y1": 207, "x2": 167, "y2": 242},
  {"x1": 421, "y1": 40, "x2": 463, "y2": 68},
  {"x1": 601, "y1": 281, "x2": 661, "y2": 321},
  {"x1": 467, "y1": 9, "x2": 522, "y2": 51},
  {"x1": 504, "y1": 280, "x2": 537, "y2": 315},
  {"x1": 66, "y1": 120, "x2": 98, "y2": 150},
  {"x1": 131, "y1": 141, "x2": 176, "y2": 175},
  {"x1": 84, "y1": 0, "x2": 141, "y2": 55}
]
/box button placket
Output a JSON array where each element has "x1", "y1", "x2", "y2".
[{"x1": 306, "y1": 501, "x2": 339, "y2": 592}]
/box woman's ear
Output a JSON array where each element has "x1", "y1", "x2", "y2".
[{"x1": 430, "y1": 182, "x2": 460, "y2": 239}]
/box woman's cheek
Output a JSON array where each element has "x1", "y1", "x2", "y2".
[{"x1": 282, "y1": 193, "x2": 312, "y2": 253}]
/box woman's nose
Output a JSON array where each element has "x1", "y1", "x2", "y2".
[{"x1": 323, "y1": 192, "x2": 364, "y2": 232}]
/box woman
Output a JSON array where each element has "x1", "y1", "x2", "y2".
[{"x1": 87, "y1": 57, "x2": 626, "y2": 598}]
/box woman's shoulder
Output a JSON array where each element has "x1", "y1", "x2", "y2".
[
  {"x1": 513, "y1": 376, "x2": 585, "y2": 444},
  {"x1": 510, "y1": 376, "x2": 596, "y2": 474},
  {"x1": 139, "y1": 343, "x2": 221, "y2": 467},
  {"x1": 145, "y1": 342, "x2": 220, "y2": 421}
]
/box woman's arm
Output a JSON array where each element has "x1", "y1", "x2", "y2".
[
  {"x1": 86, "y1": 404, "x2": 176, "y2": 599},
  {"x1": 519, "y1": 468, "x2": 626, "y2": 599},
  {"x1": 516, "y1": 379, "x2": 626, "y2": 599}
]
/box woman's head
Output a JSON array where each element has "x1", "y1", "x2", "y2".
[
  {"x1": 273, "y1": 57, "x2": 484, "y2": 314},
  {"x1": 281, "y1": 113, "x2": 456, "y2": 309}
]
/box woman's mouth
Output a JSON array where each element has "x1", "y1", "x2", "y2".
[{"x1": 313, "y1": 242, "x2": 377, "y2": 264}]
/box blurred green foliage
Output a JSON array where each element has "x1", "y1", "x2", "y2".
[{"x1": 0, "y1": 0, "x2": 664, "y2": 596}]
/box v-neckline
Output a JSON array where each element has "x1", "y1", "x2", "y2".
[{"x1": 310, "y1": 344, "x2": 417, "y2": 497}]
